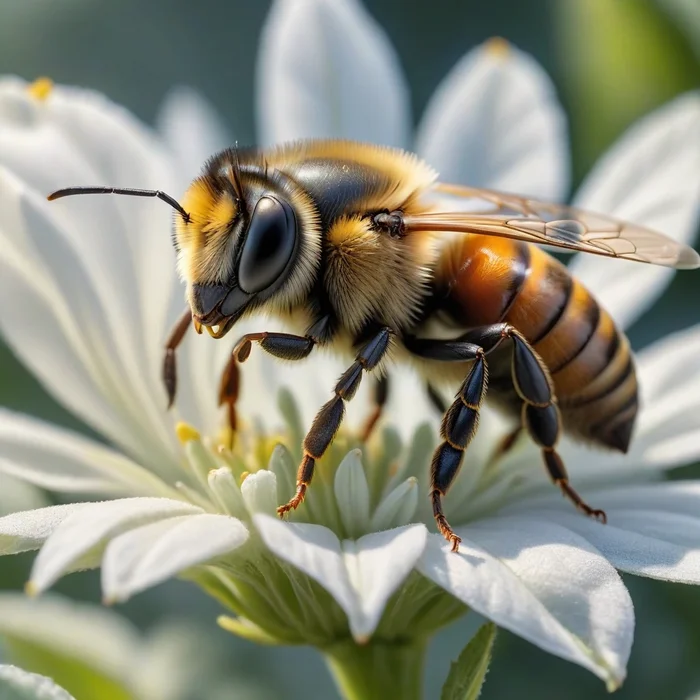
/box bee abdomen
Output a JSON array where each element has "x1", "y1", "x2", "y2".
[{"x1": 505, "y1": 245, "x2": 637, "y2": 452}]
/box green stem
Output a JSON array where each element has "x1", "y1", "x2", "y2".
[{"x1": 323, "y1": 638, "x2": 426, "y2": 700}]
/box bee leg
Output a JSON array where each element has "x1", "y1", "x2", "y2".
[
  {"x1": 278, "y1": 327, "x2": 392, "y2": 517},
  {"x1": 360, "y1": 375, "x2": 389, "y2": 441},
  {"x1": 426, "y1": 383, "x2": 447, "y2": 414},
  {"x1": 430, "y1": 351, "x2": 488, "y2": 552},
  {"x1": 233, "y1": 332, "x2": 317, "y2": 363},
  {"x1": 218, "y1": 355, "x2": 241, "y2": 448},
  {"x1": 163, "y1": 307, "x2": 194, "y2": 408},
  {"x1": 507, "y1": 329, "x2": 607, "y2": 523}
]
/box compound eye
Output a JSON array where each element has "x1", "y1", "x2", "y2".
[{"x1": 238, "y1": 195, "x2": 297, "y2": 294}]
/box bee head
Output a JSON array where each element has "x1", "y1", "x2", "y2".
[{"x1": 174, "y1": 149, "x2": 321, "y2": 338}]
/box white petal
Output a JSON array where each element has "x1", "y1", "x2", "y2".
[
  {"x1": 254, "y1": 515, "x2": 426, "y2": 640},
  {"x1": 102, "y1": 513, "x2": 248, "y2": 602},
  {"x1": 29, "y1": 497, "x2": 201, "y2": 593},
  {"x1": 0, "y1": 80, "x2": 184, "y2": 471},
  {"x1": 240, "y1": 470, "x2": 278, "y2": 515},
  {"x1": 545, "y1": 508, "x2": 700, "y2": 584},
  {"x1": 257, "y1": 0, "x2": 410, "y2": 147},
  {"x1": 0, "y1": 165, "x2": 179, "y2": 476},
  {"x1": 570, "y1": 92, "x2": 700, "y2": 329},
  {"x1": 0, "y1": 503, "x2": 91, "y2": 555},
  {"x1": 419, "y1": 518, "x2": 633, "y2": 688},
  {"x1": 156, "y1": 86, "x2": 232, "y2": 181},
  {"x1": 342, "y1": 525, "x2": 428, "y2": 641},
  {"x1": 0, "y1": 665, "x2": 76, "y2": 699},
  {"x1": 0, "y1": 409, "x2": 174, "y2": 497},
  {"x1": 416, "y1": 39, "x2": 569, "y2": 199},
  {"x1": 0, "y1": 592, "x2": 138, "y2": 682}
]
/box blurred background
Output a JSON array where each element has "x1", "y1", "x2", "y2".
[{"x1": 0, "y1": 0, "x2": 699, "y2": 698}]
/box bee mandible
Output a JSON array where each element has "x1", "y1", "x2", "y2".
[{"x1": 48, "y1": 140, "x2": 700, "y2": 551}]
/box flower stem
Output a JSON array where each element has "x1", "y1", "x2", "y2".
[{"x1": 323, "y1": 638, "x2": 426, "y2": 700}]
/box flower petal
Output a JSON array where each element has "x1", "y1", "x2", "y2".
[
  {"x1": 257, "y1": 0, "x2": 410, "y2": 147},
  {"x1": 156, "y1": 86, "x2": 232, "y2": 181},
  {"x1": 0, "y1": 503, "x2": 91, "y2": 555},
  {"x1": 570, "y1": 92, "x2": 700, "y2": 328},
  {"x1": 545, "y1": 507, "x2": 700, "y2": 584},
  {"x1": 102, "y1": 513, "x2": 248, "y2": 602},
  {"x1": 416, "y1": 39, "x2": 569, "y2": 199},
  {"x1": 419, "y1": 518, "x2": 633, "y2": 688},
  {"x1": 0, "y1": 593, "x2": 138, "y2": 685},
  {"x1": 0, "y1": 665, "x2": 76, "y2": 700},
  {"x1": 0, "y1": 409, "x2": 174, "y2": 497},
  {"x1": 253, "y1": 515, "x2": 427, "y2": 640},
  {"x1": 29, "y1": 498, "x2": 201, "y2": 593},
  {"x1": 341, "y1": 525, "x2": 428, "y2": 641}
]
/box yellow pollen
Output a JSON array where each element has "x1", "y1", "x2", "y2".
[
  {"x1": 176, "y1": 422, "x2": 201, "y2": 444},
  {"x1": 484, "y1": 37, "x2": 510, "y2": 59},
  {"x1": 28, "y1": 77, "x2": 54, "y2": 101},
  {"x1": 24, "y1": 580, "x2": 38, "y2": 598},
  {"x1": 240, "y1": 471, "x2": 250, "y2": 484}
]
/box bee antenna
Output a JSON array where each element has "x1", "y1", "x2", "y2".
[{"x1": 47, "y1": 186, "x2": 192, "y2": 224}]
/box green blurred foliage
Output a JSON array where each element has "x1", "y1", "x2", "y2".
[{"x1": 0, "y1": 1, "x2": 698, "y2": 699}]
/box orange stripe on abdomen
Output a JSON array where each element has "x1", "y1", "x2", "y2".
[{"x1": 436, "y1": 236, "x2": 531, "y2": 326}]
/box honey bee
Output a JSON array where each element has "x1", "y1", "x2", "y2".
[{"x1": 48, "y1": 140, "x2": 699, "y2": 551}]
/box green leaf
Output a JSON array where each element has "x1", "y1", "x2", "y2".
[
  {"x1": 441, "y1": 622, "x2": 497, "y2": 700},
  {"x1": 554, "y1": 0, "x2": 699, "y2": 182},
  {"x1": 0, "y1": 665, "x2": 76, "y2": 700}
]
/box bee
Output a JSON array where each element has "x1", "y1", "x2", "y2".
[{"x1": 48, "y1": 140, "x2": 700, "y2": 551}]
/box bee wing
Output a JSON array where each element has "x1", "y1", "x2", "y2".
[{"x1": 407, "y1": 182, "x2": 700, "y2": 269}]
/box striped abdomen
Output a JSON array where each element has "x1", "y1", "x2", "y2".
[{"x1": 434, "y1": 236, "x2": 638, "y2": 452}]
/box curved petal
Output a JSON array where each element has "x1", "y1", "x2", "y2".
[
  {"x1": 156, "y1": 86, "x2": 232, "y2": 181},
  {"x1": 0, "y1": 409, "x2": 175, "y2": 497},
  {"x1": 419, "y1": 518, "x2": 633, "y2": 689},
  {"x1": 545, "y1": 508, "x2": 700, "y2": 584},
  {"x1": 0, "y1": 593, "x2": 138, "y2": 683},
  {"x1": 416, "y1": 39, "x2": 570, "y2": 199},
  {"x1": 570, "y1": 92, "x2": 700, "y2": 328},
  {"x1": 29, "y1": 498, "x2": 201, "y2": 593},
  {"x1": 101, "y1": 513, "x2": 248, "y2": 602},
  {"x1": 0, "y1": 665, "x2": 76, "y2": 700},
  {"x1": 0, "y1": 169, "x2": 180, "y2": 473},
  {"x1": 0, "y1": 503, "x2": 92, "y2": 555},
  {"x1": 257, "y1": 0, "x2": 410, "y2": 147},
  {"x1": 254, "y1": 515, "x2": 427, "y2": 641}
]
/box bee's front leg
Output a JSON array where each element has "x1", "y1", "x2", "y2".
[
  {"x1": 163, "y1": 307, "x2": 194, "y2": 408},
  {"x1": 278, "y1": 326, "x2": 393, "y2": 517}
]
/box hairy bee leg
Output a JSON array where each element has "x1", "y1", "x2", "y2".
[
  {"x1": 360, "y1": 375, "x2": 389, "y2": 441},
  {"x1": 426, "y1": 383, "x2": 447, "y2": 414},
  {"x1": 163, "y1": 307, "x2": 194, "y2": 408},
  {"x1": 430, "y1": 351, "x2": 488, "y2": 552},
  {"x1": 278, "y1": 327, "x2": 392, "y2": 517},
  {"x1": 506, "y1": 329, "x2": 606, "y2": 523},
  {"x1": 233, "y1": 332, "x2": 317, "y2": 363}
]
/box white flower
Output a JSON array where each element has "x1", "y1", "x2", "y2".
[
  {"x1": 0, "y1": 592, "x2": 271, "y2": 700},
  {"x1": 0, "y1": 0, "x2": 697, "y2": 693}
]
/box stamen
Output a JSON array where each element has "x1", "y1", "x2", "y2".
[{"x1": 176, "y1": 421, "x2": 201, "y2": 444}]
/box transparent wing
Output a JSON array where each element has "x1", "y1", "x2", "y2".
[{"x1": 407, "y1": 182, "x2": 700, "y2": 269}]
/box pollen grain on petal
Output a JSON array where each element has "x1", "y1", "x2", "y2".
[
  {"x1": 176, "y1": 421, "x2": 201, "y2": 444},
  {"x1": 27, "y1": 77, "x2": 54, "y2": 101}
]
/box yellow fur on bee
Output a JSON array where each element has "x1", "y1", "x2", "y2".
[{"x1": 325, "y1": 215, "x2": 436, "y2": 334}]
